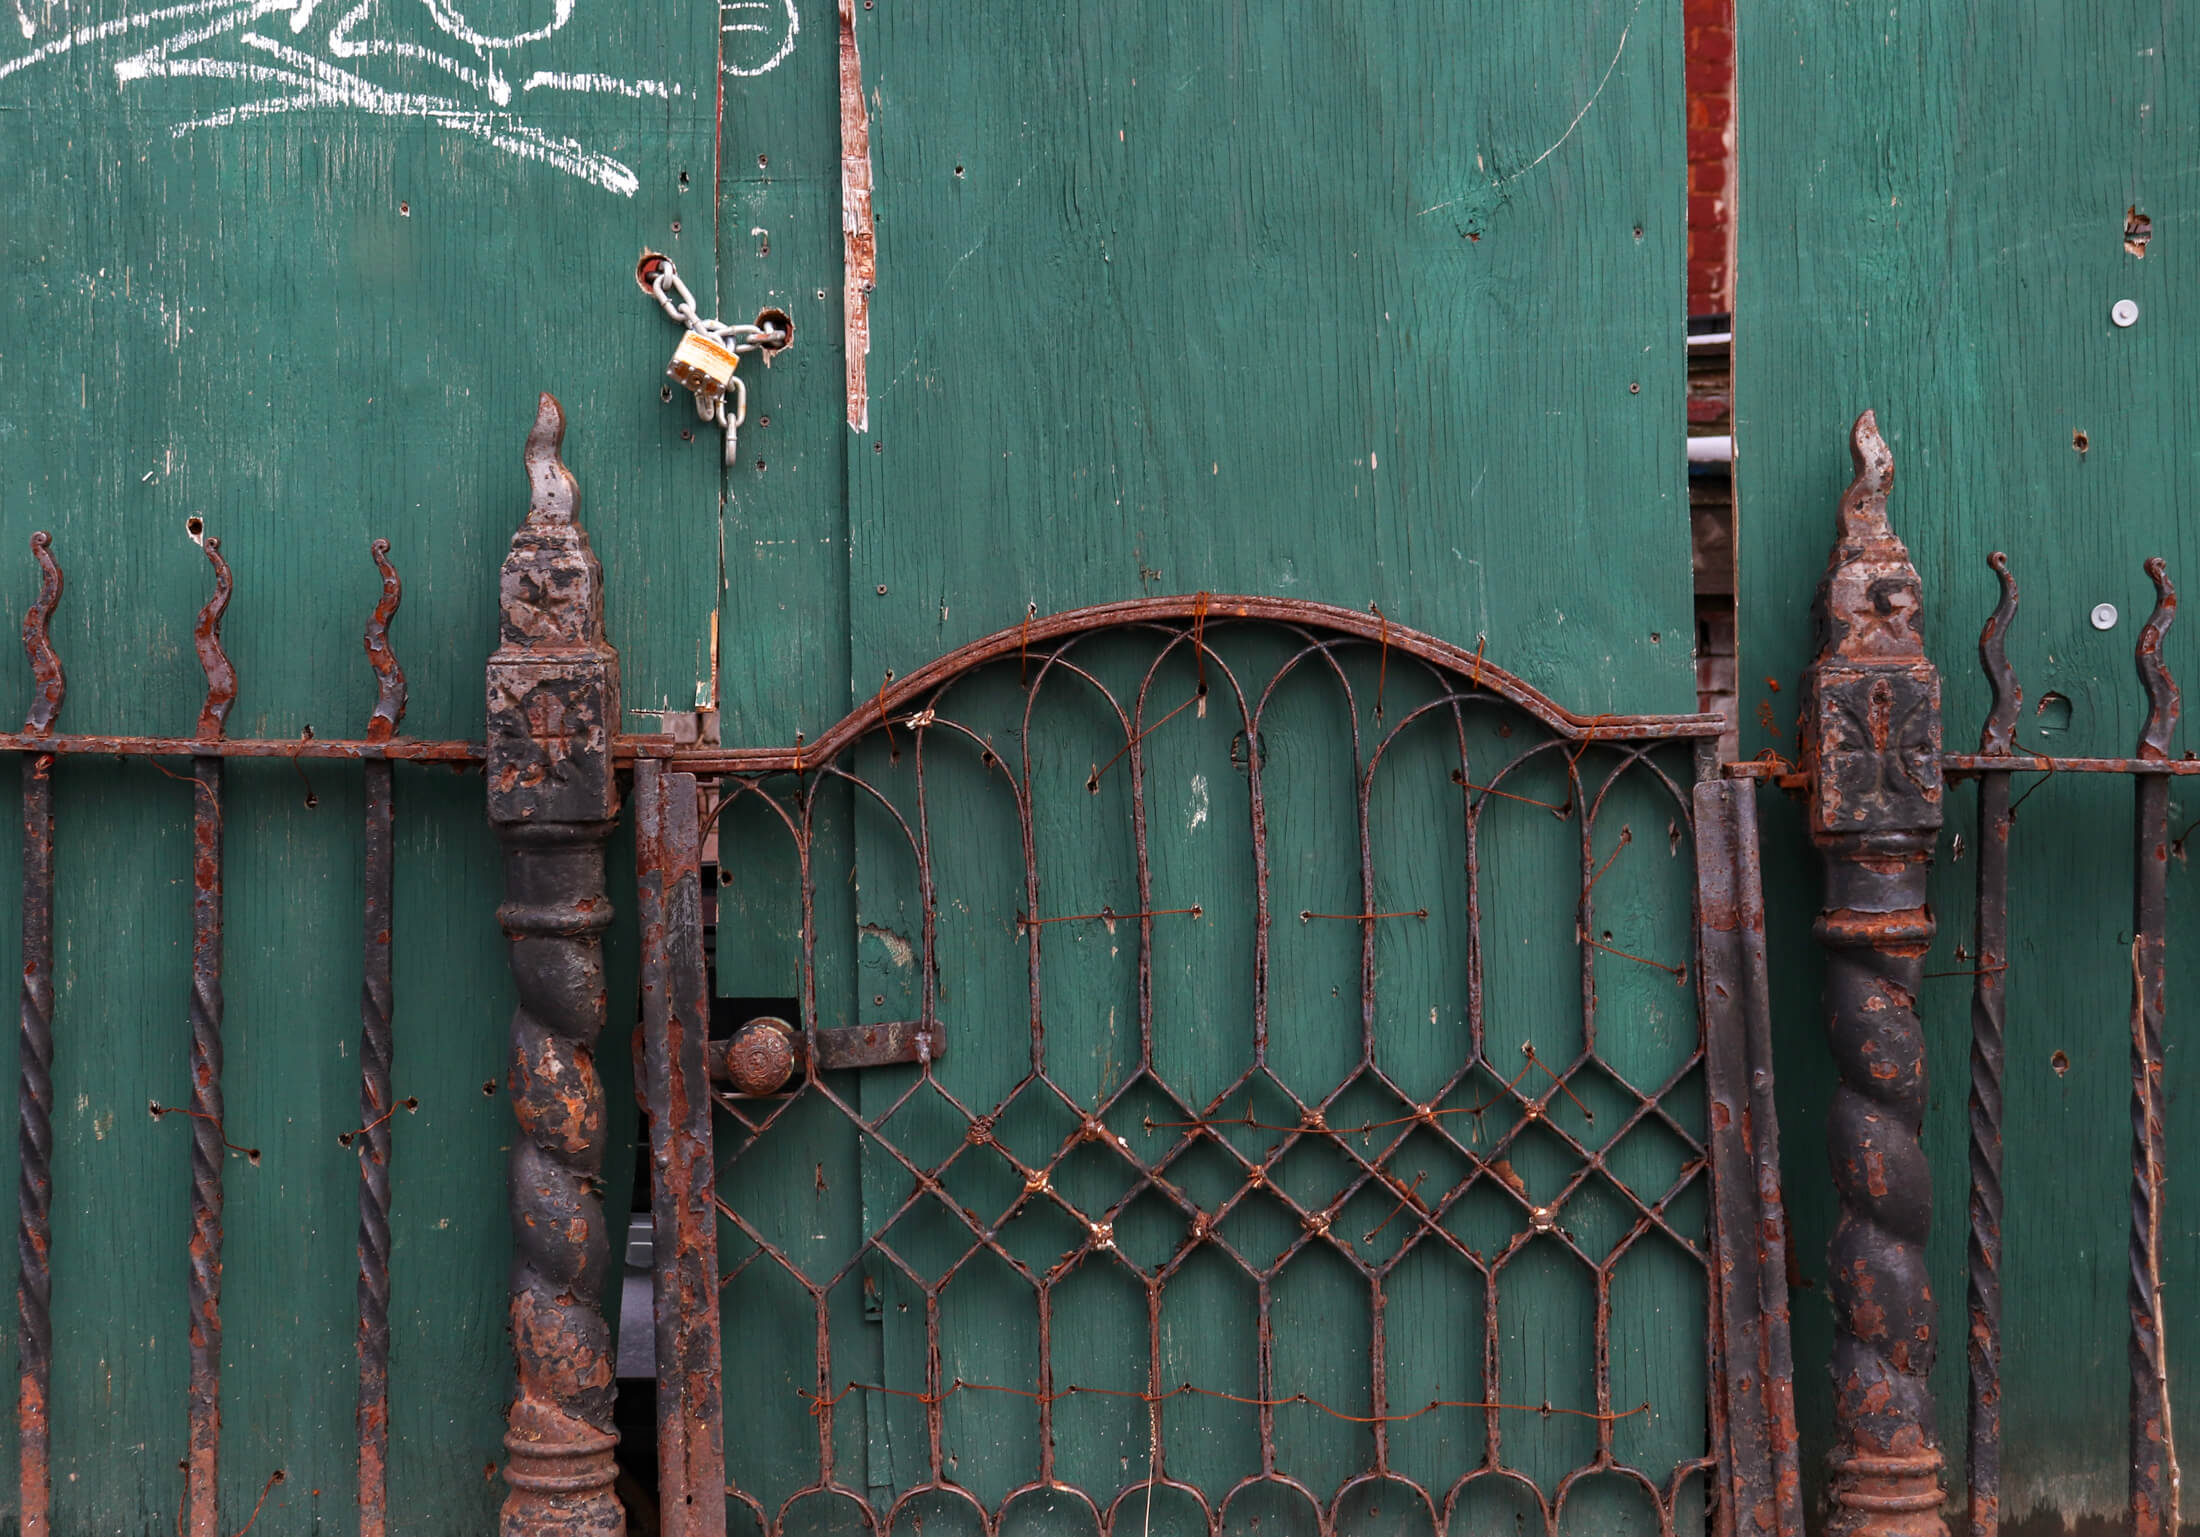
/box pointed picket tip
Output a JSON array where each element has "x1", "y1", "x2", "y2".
[
  {"x1": 1835, "y1": 408, "x2": 1896, "y2": 544},
  {"x1": 524, "y1": 391, "x2": 579, "y2": 526}
]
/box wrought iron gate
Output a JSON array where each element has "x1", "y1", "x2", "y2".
[{"x1": 4, "y1": 395, "x2": 1811, "y2": 1537}]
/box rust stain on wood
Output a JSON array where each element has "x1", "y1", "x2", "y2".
[{"x1": 839, "y1": 0, "x2": 874, "y2": 433}]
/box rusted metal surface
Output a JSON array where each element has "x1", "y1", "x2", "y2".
[
  {"x1": 634, "y1": 763, "x2": 726, "y2": 1537},
  {"x1": 0, "y1": 731, "x2": 484, "y2": 760},
  {"x1": 1798, "y1": 411, "x2": 1948, "y2": 1537},
  {"x1": 364, "y1": 538, "x2": 407, "y2": 746},
  {"x1": 357, "y1": 540, "x2": 406, "y2": 1537},
  {"x1": 705, "y1": 1013, "x2": 950, "y2": 1096},
  {"x1": 1965, "y1": 553, "x2": 2019, "y2": 1537},
  {"x1": 716, "y1": 1016, "x2": 798, "y2": 1097},
  {"x1": 1697, "y1": 778, "x2": 1803, "y2": 1537},
  {"x1": 838, "y1": 0, "x2": 873, "y2": 431},
  {"x1": 185, "y1": 536, "x2": 232, "y2": 1537},
  {"x1": 1941, "y1": 549, "x2": 2195, "y2": 1537},
  {"x1": 688, "y1": 594, "x2": 1767, "y2": 1536},
  {"x1": 2128, "y1": 560, "x2": 2180, "y2": 1537},
  {"x1": 488, "y1": 393, "x2": 624, "y2": 1537},
  {"x1": 16, "y1": 530, "x2": 61, "y2": 1537},
  {"x1": 0, "y1": 596, "x2": 1722, "y2": 776}
]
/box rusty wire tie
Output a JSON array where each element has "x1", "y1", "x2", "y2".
[
  {"x1": 1299, "y1": 908, "x2": 1427, "y2": 923},
  {"x1": 288, "y1": 726, "x2": 318, "y2": 809},
  {"x1": 1017, "y1": 904, "x2": 1202, "y2": 931},
  {"x1": 1449, "y1": 767, "x2": 1568, "y2": 817},
  {"x1": 1566, "y1": 716, "x2": 1618, "y2": 770},
  {"x1": 1584, "y1": 825, "x2": 1633, "y2": 897},
  {"x1": 1018, "y1": 601, "x2": 1036, "y2": 687},
  {"x1": 1581, "y1": 934, "x2": 1687, "y2": 986},
  {"x1": 1360, "y1": 1168, "x2": 1428, "y2": 1243},
  {"x1": 1191, "y1": 589, "x2": 1210, "y2": 703},
  {"x1": 227, "y1": 1468, "x2": 286, "y2": 1537},
  {"x1": 1373, "y1": 602, "x2": 1391, "y2": 722},
  {"x1": 148, "y1": 1100, "x2": 259, "y2": 1165},
  {"x1": 2005, "y1": 757, "x2": 2061, "y2": 819},
  {"x1": 1088, "y1": 688, "x2": 1205, "y2": 792},
  {"x1": 337, "y1": 1097, "x2": 419, "y2": 1148},
  {"x1": 800, "y1": 1377, "x2": 1649, "y2": 1426}
]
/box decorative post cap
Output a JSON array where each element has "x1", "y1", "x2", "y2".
[
  {"x1": 486, "y1": 393, "x2": 622, "y2": 825},
  {"x1": 1801, "y1": 410, "x2": 1943, "y2": 844}
]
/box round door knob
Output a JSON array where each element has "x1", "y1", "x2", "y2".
[{"x1": 719, "y1": 1017, "x2": 797, "y2": 1096}]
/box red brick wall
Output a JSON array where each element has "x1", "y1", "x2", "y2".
[{"x1": 1685, "y1": 0, "x2": 1735, "y2": 316}]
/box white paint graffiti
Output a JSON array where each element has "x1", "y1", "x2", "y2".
[
  {"x1": 0, "y1": 0, "x2": 694, "y2": 196},
  {"x1": 719, "y1": 0, "x2": 794, "y2": 78}
]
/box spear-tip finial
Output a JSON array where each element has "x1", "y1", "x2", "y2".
[
  {"x1": 364, "y1": 537, "x2": 407, "y2": 743},
  {"x1": 524, "y1": 391, "x2": 578, "y2": 526},
  {"x1": 1978, "y1": 551, "x2": 2022, "y2": 754},
  {"x1": 194, "y1": 535, "x2": 235, "y2": 741},
  {"x1": 1835, "y1": 408, "x2": 1896, "y2": 542},
  {"x1": 23, "y1": 531, "x2": 63, "y2": 736},
  {"x1": 2137, "y1": 557, "x2": 2179, "y2": 762}
]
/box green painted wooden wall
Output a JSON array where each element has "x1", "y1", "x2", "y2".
[
  {"x1": 1736, "y1": 2, "x2": 2200, "y2": 1527},
  {"x1": 0, "y1": 0, "x2": 1717, "y2": 1529},
  {"x1": 714, "y1": 0, "x2": 1708, "y2": 1532},
  {"x1": 0, "y1": 1, "x2": 732, "y2": 1528}
]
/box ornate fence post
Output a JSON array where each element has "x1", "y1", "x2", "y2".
[
  {"x1": 1799, "y1": 410, "x2": 1949, "y2": 1537},
  {"x1": 488, "y1": 393, "x2": 625, "y2": 1537}
]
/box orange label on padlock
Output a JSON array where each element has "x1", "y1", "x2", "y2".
[{"x1": 668, "y1": 331, "x2": 740, "y2": 396}]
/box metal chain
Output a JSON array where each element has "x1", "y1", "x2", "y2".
[
  {"x1": 647, "y1": 260, "x2": 787, "y2": 354},
  {"x1": 642, "y1": 255, "x2": 790, "y2": 468}
]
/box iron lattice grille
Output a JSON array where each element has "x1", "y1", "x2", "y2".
[{"x1": 710, "y1": 611, "x2": 1725, "y2": 1537}]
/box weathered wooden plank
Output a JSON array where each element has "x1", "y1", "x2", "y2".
[
  {"x1": 1736, "y1": 2, "x2": 2200, "y2": 1524},
  {"x1": 0, "y1": 2, "x2": 723, "y2": 1525},
  {"x1": 842, "y1": 0, "x2": 1693, "y2": 713},
  {"x1": 787, "y1": 2, "x2": 1700, "y2": 1528}
]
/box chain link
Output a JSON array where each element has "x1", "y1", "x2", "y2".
[
  {"x1": 647, "y1": 260, "x2": 788, "y2": 355},
  {"x1": 643, "y1": 255, "x2": 788, "y2": 468}
]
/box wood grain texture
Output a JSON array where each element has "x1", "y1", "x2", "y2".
[
  {"x1": 708, "y1": 1, "x2": 1705, "y2": 1529},
  {"x1": 0, "y1": 1, "x2": 718, "y2": 1524},
  {"x1": 842, "y1": 0, "x2": 1693, "y2": 715},
  {"x1": 1736, "y1": 2, "x2": 2200, "y2": 1524}
]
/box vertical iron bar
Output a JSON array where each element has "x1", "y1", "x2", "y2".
[
  {"x1": 635, "y1": 762, "x2": 727, "y2": 1537},
  {"x1": 489, "y1": 394, "x2": 624, "y2": 1537},
  {"x1": 1967, "y1": 553, "x2": 2019, "y2": 1537},
  {"x1": 17, "y1": 531, "x2": 62, "y2": 1537},
  {"x1": 1698, "y1": 776, "x2": 1802, "y2": 1537},
  {"x1": 1738, "y1": 781, "x2": 1805, "y2": 1537},
  {"x1": 2129, "y1": 559, "x2": 2180, "y2": 1537},
  {"x1": 1799, "y1": 412, "x2": 1948, "y2": 1537},
  {"x1": 186, "y1": 536, "x2": 235, "y2": 1537},
  {"x1": 357, "y1": 538, "x2": 405, "y2": 1537}
]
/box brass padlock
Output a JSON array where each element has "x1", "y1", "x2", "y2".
[{"x1": 667, "y1": 329, "x2": 739, "y2": 405}]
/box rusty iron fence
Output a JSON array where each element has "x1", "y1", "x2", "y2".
[
  {"x1": 1, "y1": 393, "x2": 1808, "y2": 1536},
  {"x1": 1729, "y1": 410, "x2": 2186, "y2": 1537}
]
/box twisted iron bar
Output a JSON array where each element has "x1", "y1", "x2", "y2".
[
  {"x1": 16, "y1": 530, "x2": 61, "y2": 1537},
  {"x1": 185, "y1": 535, "x2": 232, "y2": 1537},
  {"x1": 1965, "y1": 551, "x2": 2019, "y2": 1537},
  {"x1": 1802, "y1": 412, "x2": 1947, "y2": 1537},
  {"x1": 2129, "y1": 558, "x2": 2180, "y2": 1537},
  {"x1": 489, "y1": 394, "x2": 624, "y2": 1537},
  {"x1": 357, "y1": 538, "x2": 406, "y2": 1537}
]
